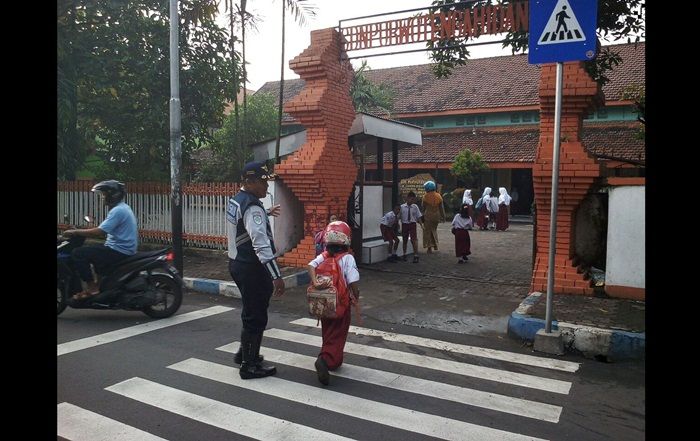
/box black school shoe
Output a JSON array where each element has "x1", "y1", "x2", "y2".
[{"x1": 315, "y1": 356, "x2": 330, "y2": 386}]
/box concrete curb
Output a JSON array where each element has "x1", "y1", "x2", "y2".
[
  {"x1": 507, "y1": 291, "x2": 645, "y2": 361},
  {"x1": 183, "y1": 271, "x2": 311, "y2": 299}
]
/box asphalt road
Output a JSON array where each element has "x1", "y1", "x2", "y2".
[{"x1": 57, "y1": 291, "x2": 644, "y2": 441}]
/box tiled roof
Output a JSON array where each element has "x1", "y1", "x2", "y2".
[
  {"x1": 414, "y1": 127, "x2": 539, "y2": 163},
  {"x1": 368, "y1": 122, "x2": 644, "y2": 164},
  {"x1": 584, "y1": 123, "x2": 645, "y2": 163},
  {"x1": 255, "y1": 41, "x2": 645, "y2": 117}
]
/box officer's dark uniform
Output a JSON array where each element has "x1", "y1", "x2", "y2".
[{"x1": 226, "y1": 163, "x2": 282, "y2": 379}]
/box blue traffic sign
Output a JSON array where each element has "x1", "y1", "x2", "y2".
[{"x1": 528, "y1": 0, "x2": 598, "y2": 64}]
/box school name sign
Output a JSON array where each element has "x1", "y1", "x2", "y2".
[{"x1": 341, "y1": 1, "x2": 529, "y2": 51}]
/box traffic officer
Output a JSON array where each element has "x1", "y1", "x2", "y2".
[{"x1": 227, "y1": 161, "x2": 285, "y2": 379}]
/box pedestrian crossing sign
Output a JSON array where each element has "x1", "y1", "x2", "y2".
[{"x1": 528, "y1": 0, "x2": 598, "y2": 64}]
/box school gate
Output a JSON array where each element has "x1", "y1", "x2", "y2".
[{"x1": 274, "y1": 2, "x2": 607, "y2": 297}]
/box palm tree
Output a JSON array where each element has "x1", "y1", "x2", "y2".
[
  {"x1": 226, "y1": 1, "x2": 259, "y2": 152},
  {"x1": 238, "y1": 0, "x2": 248, "y2": 151},
  {"x1": 274, "y1": 0, "x2": 317, "y2": 164},
  {"x1": 226, "y1": 0, "x2": 241, "y2": 152},
  {"x1": 350, "y1": 60, "x2": 395, "y2": 116}
]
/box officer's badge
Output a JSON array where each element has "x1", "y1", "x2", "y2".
[{"x1": 253, "y1": 214, "x2": 263, "y2": 225}]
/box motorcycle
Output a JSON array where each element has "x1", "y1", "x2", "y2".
[{"x1": 57, "y1": 216, "x2": 183, "y2": 318}]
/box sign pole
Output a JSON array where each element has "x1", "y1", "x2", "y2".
[{"x1": 544, "y1": 61, "x2": 563, "y2": 333}]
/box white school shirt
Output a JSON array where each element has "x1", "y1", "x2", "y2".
[
  {"x1": 380, "y1": 211, "x2": 398, "y2": 227},
  {"x1": 452, "y1": 213, "x2": 473, "y2": 230},
  {"x1": 488, "y1": 196, "x2": 500, "y2": 213},
  {"x1": 309, "y1": 253, "x2": 360, "y2": 285},
  {"x1": 400, "y1": 203, "x2": 422, "y2": 224}
]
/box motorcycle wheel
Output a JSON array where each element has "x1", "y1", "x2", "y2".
[
  {"x1": 57, "y1": 275, "x2": 67, "y2": 316},
  {"x1": 142, "y1": 274, "x2": 182, "y2": 318}
]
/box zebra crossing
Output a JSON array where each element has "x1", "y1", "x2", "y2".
[{"x1": 59, "y1": 317, "x2": 581, "y2": 440}]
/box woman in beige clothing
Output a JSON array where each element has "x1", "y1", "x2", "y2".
[{"x1": 421, "y1": 181, "x2": 445, "y2": 253}]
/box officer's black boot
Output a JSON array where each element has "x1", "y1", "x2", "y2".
[
  {"x1": 252, "y1": 332, "x2": 276, "y2": 376},
  {"x1": 239, "y1": 330, "x2": 276, "y2": 379},
  {"x1": 234, "y1": 331, "x2": 264, "y2": 365}
]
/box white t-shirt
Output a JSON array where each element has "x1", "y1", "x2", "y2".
[
  {"x1": 309, "y1": 253, "x2": 360, "y2": 285},
  {"x1": 452, "y1": 213, "x2": 473, "y2": 229},
  {"x1": 400, "y1": 203, "x2": 422, "y2": 223},
  {"x1": 488, "y1": 196, "x2": 500, "y2": 213},
  {"x1": 380, "y1": 211, "x2": 398, "y2": 227}
]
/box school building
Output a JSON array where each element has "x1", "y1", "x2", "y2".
[{"x1": 256, "y1": 41, "x2": 645, "y2": 217}]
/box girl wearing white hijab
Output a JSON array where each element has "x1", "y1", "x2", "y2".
[
  {"x1": 496, "y1": 187, "x2": 512, "y2": 231},
  {"x1": 461, "y1": 189, "x2": 474, "y2": 220},
  {"x1": 475, "y1": 187, "x2": 491, "y2": 230}
]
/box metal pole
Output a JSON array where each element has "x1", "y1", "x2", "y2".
[
  {"x1": 376, "y1": 138, "x2": 384, "y2": 182},
  {"x1": 169, "y1": 0, "x2": 183, "y2": 274},
  {"x1": 392, "y1": 139, "x2": 399, "y2": 207},
  {"x1": 545, "y1": 62, "x2": 563, "y2": 333}
]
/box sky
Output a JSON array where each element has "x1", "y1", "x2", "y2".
[{"x1": 223, "y1": 1, "x2": 519, "y2": 91}]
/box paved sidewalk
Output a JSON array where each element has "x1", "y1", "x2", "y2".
[
  {"x1": 508, "y1": 291, "x2": 645, "y2": 361},
  {"x1": 177, "y1": 222, "x2": 645, "y2": 361}
]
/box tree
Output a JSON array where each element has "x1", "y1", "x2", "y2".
[
  {"x1": 57, "y1": 0, "x2": 238, "y2": 181},
  {"x1": 274, "y1": 0, "x2": 317, "y2": 164},
  {"x1": 427, "y1": 0, "x2": 645, "y2": 85},
  {"x1": 226, "y1": 0, "x2": 242, "y2": 157},
  {"x1": 226, "y1": 0, "x2": 259, "y2": 154},
  {"x1": 350, "y1": 60, "x2": 396, "y2": 115},
  {"x1": 450, "y1": 149, "x2": 488, "y2": 187},
  {"x1": 238, "y1": 0, "x2": 249, "y2": 149},
  {"x1": 195, "y1": 92, "x2": 280, "y2": 181},
  {"x1": 622, "y1": 84, "x2": 645, "y2": 139}
]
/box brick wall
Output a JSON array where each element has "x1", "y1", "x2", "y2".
[
  {"x1": 275, "y1": 28, "x2": 358, "y2": 268},
  {"x1": 530, "y1": 62, "x2": 604, "y2": 295}
]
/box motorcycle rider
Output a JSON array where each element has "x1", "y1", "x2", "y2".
[{"x1": 62, "y1": 180, "x2": 138, "y2": 300}]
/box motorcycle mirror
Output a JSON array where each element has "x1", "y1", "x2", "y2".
[{"x1": 84, "y1": 215, "x2": 93, "y2": 223}]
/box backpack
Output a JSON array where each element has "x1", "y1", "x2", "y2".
[{"x1": 307, "y1": 251, "x2": 350, "y2": 321}]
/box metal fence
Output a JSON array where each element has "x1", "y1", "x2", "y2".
[{"x1": 57, "y1": 181, "x2": 239, "y2": 249}]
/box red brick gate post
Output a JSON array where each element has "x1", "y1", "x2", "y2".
[
  {"x1": 530, "y1": 62, "x2": 604, "y2": 295},
  {"x1": 275, "y1": 28, "x2": 357, "y2": 268}
]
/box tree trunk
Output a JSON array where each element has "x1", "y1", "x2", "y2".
[
  {"x1": 240, "y1": 0, "x2": 248, "y2": 152},
  {"x1": 274, "y1": 1, "x2": 286, "y2": 164},
  {"x1": 228, "y1": 0, "x2": 240, "y2": 154}
]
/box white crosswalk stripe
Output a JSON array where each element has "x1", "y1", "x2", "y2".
[
  {"x1": 57, "y1": 402, "x2": 168, "y2": 441},
  {"x1": 291, "y1": 318, "x2": 581, "y2": 372},
  {"x1": 217, "y1": 342, "x2": 563, "y2": 423},
  {"x1": 264, "y1": 328, "x2": 572, "y2": 394},
  {"x1": 64, "y1": 315, "x2": 581, "y2": 440},
  {"x1": 106, "y1": 377, "x2": 356, "y2": 441},
  {"x1": 58, "y1": 306, "x2": 234, "y2": 356},
  {"x1": 167, "y1": 358, "x2": 548, "y2": 441}
]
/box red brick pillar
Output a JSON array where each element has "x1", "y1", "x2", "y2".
[
  {"x1": 530, "y1": 62, "x2": 604, "y2": 295},
  {"x1": 276, "y1": 28, "x2": 357, "y2": 268}
]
